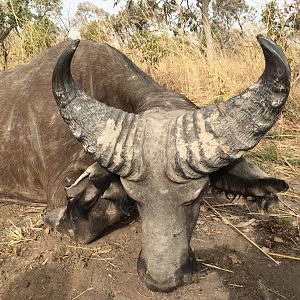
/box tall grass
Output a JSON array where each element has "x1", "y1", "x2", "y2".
[
  {"x1": 1, "y1": 30, "x2": 299, "y2": 116},
  {"x1": 125, "y1": 33, "x2": 299, "y2": 119},
  {"x1": 1, "y1": 23, "x2": 63, "y2": 68}
]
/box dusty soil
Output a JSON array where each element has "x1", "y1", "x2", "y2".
[{"x1": 0, "y1": 180, "x2": 299, "y2": 300}]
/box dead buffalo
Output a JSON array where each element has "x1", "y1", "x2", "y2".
[{"x1": 1, "y1": 35, "x2": 290, "y2": 292}]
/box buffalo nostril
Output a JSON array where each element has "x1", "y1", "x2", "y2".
[{"x1": 137, "y1": 251, "x2": 195, "y2": 292}]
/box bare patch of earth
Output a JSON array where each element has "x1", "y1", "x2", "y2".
[{"x1": 0, "y1": 180, "x2": 299, "y2": 300}]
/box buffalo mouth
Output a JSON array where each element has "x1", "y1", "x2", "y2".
[{"x1": 137, "y1": 249, "x2": 196, "y2": 292}]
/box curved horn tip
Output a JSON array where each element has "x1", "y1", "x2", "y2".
[
  {"x1": 52, "y1": 39, "x2": 81, "y2": 108},
  {"x1": 54, "y1": 39, "x2": 81, "y2": 71},
  {"x1": 60, "y1": 39, "x2": 81, "y2": 60},
  {"x1": 256, "y1": 35, "x2": 291, "y2": 104},
  {"x1": 69, "y1": 39, "x2": 80, "y2": 51},
  {"x1": 256, "y1": 34, "x2": 284, "y2": 60},
  {"x1": 256, "y1": 34, "x2": 290, "y2": 74},
  {"x1": 256, "y1": 34, "x2": 277, "y2": 50}
]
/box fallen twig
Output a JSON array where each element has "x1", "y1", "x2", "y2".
[
  {"x1": 65, "y1": 244, "x2": 112, "y2": 254},
  {"x1": 258, "y1": 280, "x2": 287, "y2": 300},
  {"x1": 247, "y1": 212, "x2": 295, "y2": 219},
  {"x1": 82, "y1": 256, "x2": 117, "y2": 268},
  {"x1": 71, "y1": 287, "x2": 94, "y2": 300},
  {"x1": 282, "y1": 157, "x2": 299, "y2": 178},
  {"x1": 229, "y1": 283, "x2": 244, "y2": 288},
  {"x1": 283, "y1": 191, "x2": 300, "y2": 201},
  {"x1": 208, "y1": 203, "x2": 244, "y2": 208},
  {"x1": 83, "y1": 256, "x2": 115, "y2": 261},
  {"x1": 0, "y1": 199, "x2": 46, "y2": 207},
  {"x1": 269, "y1": 252, "x2": 300, "y2": 261},
  {"x1": 198, "y1": 262, "x2": 234, "y2": 273},
  {"x1": 203, "y1": 200, "x2": 280, "y2": 265},
  {"x1": 0, "y1": 239, "x2": 32, "y2": 245},
  {"x1": 278, "y1": 198, "x2": 299, "y2": 217}
]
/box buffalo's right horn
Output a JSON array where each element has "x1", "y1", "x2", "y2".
[
  {"x1": 167, "y1": 35, "x2": 291, "y2": 182},
  {"x1": 52, "y1": 40, "x2": 144, "y2": 180}
]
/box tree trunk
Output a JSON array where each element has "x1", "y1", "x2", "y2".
[
  {"x1": 1, "y1": 42, "x2": 9, "y2": 70},
  {"x1": 200, "y1": 0, "x2": 214, "y2": 66},
  {"x1": 0, "y1": 26, "x2": 14, "y2": 44}
]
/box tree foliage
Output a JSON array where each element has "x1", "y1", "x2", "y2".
[
  {"x1": 262, "y1": 0, "x2": 300, "y2": 47},
  {"x1": 0, "y1": 0, "x2": 61, "y2": 67},
  {"x1": 1, "y1": 0, "x2": 299, "y2": 70},
  {"x1": 74, "y1": 2, "x2": 111, "y2": 43},
  {"x1": 0, "y1": 0, "x2": 31, "y2": 43},
  {"x1": 212, "y1": 0, "x2": 254, "y2": 33},
  {"x1": 0, "y1": 0, "x2": 61, "y2": 41}
]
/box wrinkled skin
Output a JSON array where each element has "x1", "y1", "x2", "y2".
[{"x1": 0, "y1": 36, "x2": 290, "y2": 292}]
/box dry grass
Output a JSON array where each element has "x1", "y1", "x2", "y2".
[
  {"x1": 2, "y1": 32, "x2": 299, "y2": 111},
  {"x1": 138, "y1": 35, "x2": 263, "y2": 106},
  {"x1": 0, "y1": 214, "x2": 44, "y2": 259},
  {"x1": 126, "y1": 34, "x2": 299, "y2": 115},
  {"x1": 0, "y1": 216, "x2": 43, "y2": 246},
  {"x1": 249, "y1": 120, "x2": 300, "y2": 178},
  {"x1": 1, "y1": 26, "x2": 63, "y2": 69}
]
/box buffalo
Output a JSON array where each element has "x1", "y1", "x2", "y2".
[{"x1": 0, "y1": 35, "x2": 290, "y2": 292}]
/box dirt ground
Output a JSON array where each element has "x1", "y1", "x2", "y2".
[{"x1": 0, "y1": 180, "x2": 299, "y2": 300}]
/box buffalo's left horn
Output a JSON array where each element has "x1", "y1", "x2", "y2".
[
  {"x1": 52, "y1": 40, "x2": 144, "y2": 180},
  {"x1": 167, "y1": 35, "x2": 291, "y2": 182}
]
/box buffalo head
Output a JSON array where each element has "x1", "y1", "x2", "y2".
[{"x1": 51, "y1": 36, "x2": 290, "y2": 291}]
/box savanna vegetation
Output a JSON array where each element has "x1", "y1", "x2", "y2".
[
  {"x1": 0, "y1": 0, "x2": 299, "y2": 178},
  {"x1": 0, "y1": 3, "x2": 299, "y2": 298}
]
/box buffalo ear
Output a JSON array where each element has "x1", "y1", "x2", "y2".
[
  {"x1": 65, "y1": 162, "x2": 114, "y2": 215},
  {"x1": 209, "y1": 157, "x2": 288, "y2": 211}
]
